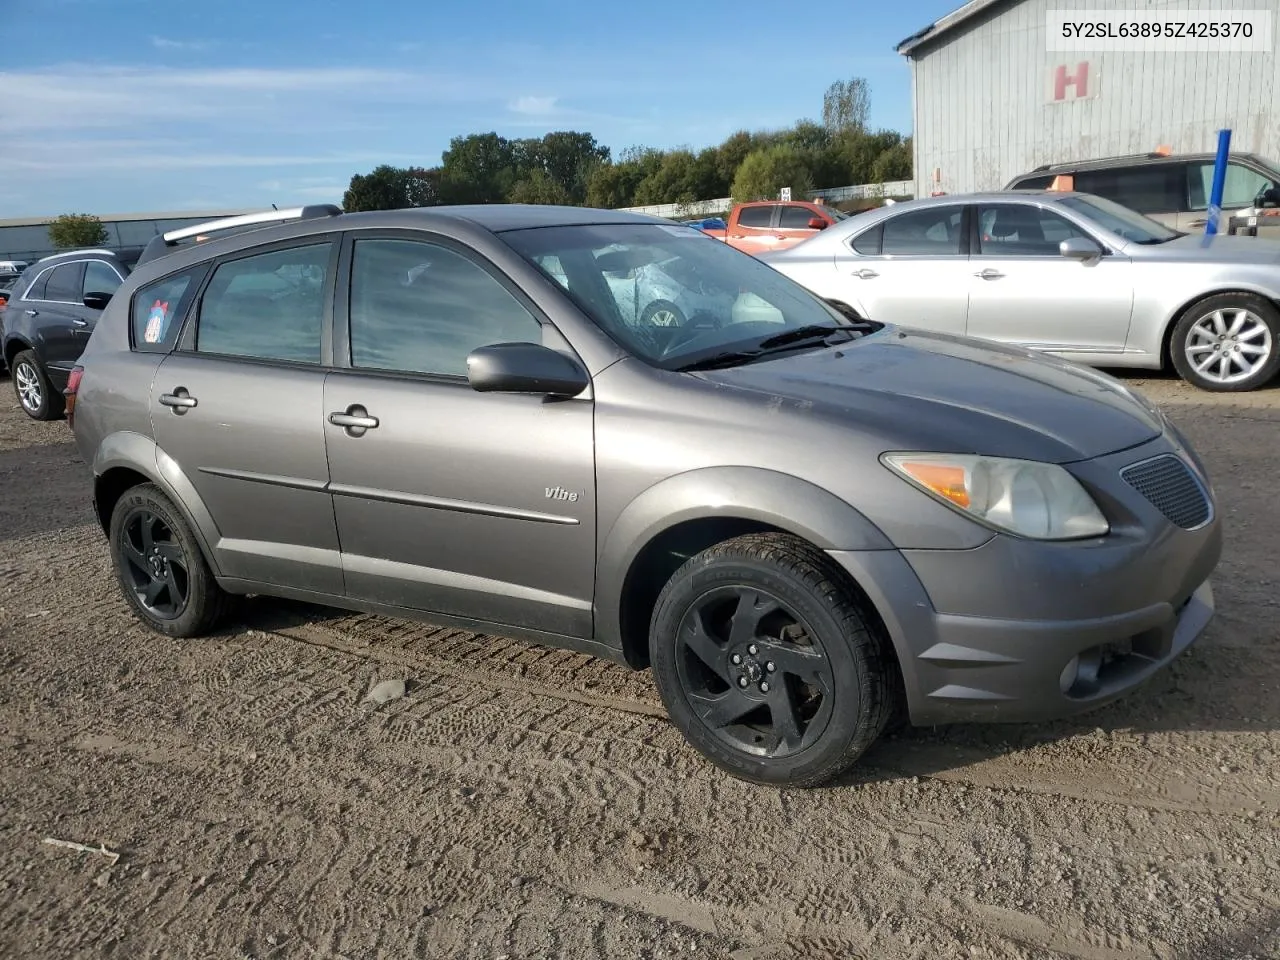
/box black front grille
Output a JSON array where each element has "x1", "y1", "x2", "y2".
[{"x1": 1121, "y1": 455, "x2": 1210, "y2": 529}]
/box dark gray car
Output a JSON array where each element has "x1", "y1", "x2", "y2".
[{"x1": 68, "y1": 204, "x2": 1222, "y2": 787}]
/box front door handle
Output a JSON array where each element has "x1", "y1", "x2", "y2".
[
  {"x1": 24, "y1": 309, "x2": 38, "y2": 317},
  {"x1": 72, "y1": 318, "x2": 88, "y2": 327},
  {"x1": 974, "y1": 268, "x2": 1005, "y2": 280},
  {"x1": 159, "y1": 387, "x2": 198, "y2": 413},
  {"x1": 854, "y1": 268, "x2": 879, "y2": 279},
  {"x1": 329, "y1": 405, "x2": 379, "y2": 436}
]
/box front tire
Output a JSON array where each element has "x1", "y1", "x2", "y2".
[
  {"x1": 1169, "y1": 293, "x2": 1280, "y2": 392},
  {"x1": 649, "y1": 533, "x2": 895, "y2": 787},
  {"x1": 641, "y1": 300, "x2": 686, "y2": 328},
  {"x1": 108, "y1": 483, "x2": 231, "y2": 638},
  {"x1": 12, "y1": 350, "x2": 64, "y2": 421}
]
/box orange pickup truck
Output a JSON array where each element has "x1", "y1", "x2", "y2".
[{"x1": 701, "y1": 200, "x2": 850, "y2": 254}]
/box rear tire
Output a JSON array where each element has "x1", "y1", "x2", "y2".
[
  {"x1": 12, "y1": 350, "x2": 63, "y2": 421},
  {"x1": 649, "y1": 532, "x2": 895, "y2": 787},
  {"x1": 1169, "y1": 293, "x2": 1280, "y2": 392},
  {"x1": 108, "y1": 483, "x2": 231, "y2": 638}
]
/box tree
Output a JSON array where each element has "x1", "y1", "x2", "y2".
[
  {"x1": 526, "y1": 131, "x2": 610, "y2": 203},
  {"x1": 731, "y1": 145, "x2": 815, "y2": 204},
  {"x1": 439, "y1": 132, "x2": 519, "y2": 203},
  {"x1": 822, "y1": 77, "x2": 871, "y2": 134},
  {"x1": 343, "y1": 165, "x2": 427, "y2": 211},
  {"x1": 508, "y1": 169, "x2": 573, "y2": 205},
  {"x1": 48, "y1": 214, "x2": 107, "y2": 249}
]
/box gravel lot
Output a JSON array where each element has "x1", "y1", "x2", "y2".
[{"x1": 0, "y1": 371, "x2": 1277, "y2": 959}]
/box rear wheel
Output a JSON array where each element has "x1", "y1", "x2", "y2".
[
  {"x1": 649, "y1": 532, "x2": 895, "y2": 787},
  {"x1": 108, "y1": 483, "x2": 231, "y2": 638},
  {"x1": 641, "y1": 300, "x2": 686, "y2": 327},
  {"x1": 12, "y1": 350, "x2": 63, "y2": 421},
  {"x1": 1169, "y1": 293, "x2": 1280, "y2": 392}
]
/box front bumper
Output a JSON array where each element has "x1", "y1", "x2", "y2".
[{"x1": 830, "y1": 436, "x2": 1222, "y2": 727}]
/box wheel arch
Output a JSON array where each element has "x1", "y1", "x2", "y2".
[
  {"x1": 1159, "y1": 286, "x2": 1280, "y2": 369},
  {"x1": 91, "y1": 432, "x2": 224, "y2": 578},
  {"x1": 3, "y1": 334, "x2": 34, "y2": 369},
  {"x1": 595, "y1": 466, "x2": 894, "y2": 669}
]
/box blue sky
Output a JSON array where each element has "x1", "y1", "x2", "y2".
[{"x1": 1, "y1": 0, "x2": 958, "y2": 217}]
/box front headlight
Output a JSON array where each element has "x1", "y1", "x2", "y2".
[{"x1": 881, "y1": 453, "x2": 1109, "y2": 540}]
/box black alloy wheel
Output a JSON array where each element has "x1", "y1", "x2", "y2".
[{"x1": 119, "y1": 508, "x2": 190, "y2": 620}]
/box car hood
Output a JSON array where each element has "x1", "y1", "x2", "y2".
[
  {"x1": 693, "y1": 327, "x2": 1165, "y2": 463},
  {"x1": 1133, "y1": 232, "x2": 1280, "y2": 263}
]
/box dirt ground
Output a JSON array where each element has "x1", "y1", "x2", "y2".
[{"x1": 0, "y1": 370, "x2": 1277, "y2": 960}]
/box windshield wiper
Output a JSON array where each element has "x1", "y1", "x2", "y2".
[
  {"x1": 676, "y1": 350, "x2": 764, "y2": 372},
  {"x1": 756, "y1": 323, "x2": 853, "y2": 351}
]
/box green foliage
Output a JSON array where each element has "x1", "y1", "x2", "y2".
[
  {"x1": 731, "y1": 145, "x2": 815, "y2": 204},
  {"x1": 343, "y1": 76, "x2": 910, "y2": 211},
  {"x1": 342, "y1": 165, "x2": 440, "y2": 211},
  {"x1": 48, "y1": 213, "x2": 108, "y2": 249}
]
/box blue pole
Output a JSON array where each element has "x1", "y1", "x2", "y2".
[{"x1": 1205, "y1": 128, "x2": 1232, "y2": 236}]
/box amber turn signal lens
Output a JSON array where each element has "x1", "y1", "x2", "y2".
[{"x1": 899, "y1": 462, "x2": 970, "y2": 508}]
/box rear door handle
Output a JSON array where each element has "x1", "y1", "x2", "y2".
[
  {"x1": 329, "y1": 405, "x2": 379, "y2": 436},
  {"x1": 72, "y1": 318, "x2": 88, "y2": 327},
  {"x1": 854, "y1": 268, "x2": 879, "y2": 279},
  {"x1": 974, "y1": 268, "x2": 1005, "y2": 280},
  {"x1": 24, "y1": 309, "x2": 38, "y2": 317},
  {"x1": 159, "y1": 387, "x2": 197, "y2": 412}
]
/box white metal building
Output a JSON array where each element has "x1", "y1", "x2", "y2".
[
  {"x1": 0, "y1": 209, "x2": 253, "y2": 265},
  {"x1": 897, "y1": 0, "x2": 1280, "y2": 197}
]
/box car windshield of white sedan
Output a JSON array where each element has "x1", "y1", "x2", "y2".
[
  {"x1": 503, "y1": 223, "x2": 858, "y2": 370},
  {"x1": 1056, "y1": 195, "x2": 1180, "y2": 244}
]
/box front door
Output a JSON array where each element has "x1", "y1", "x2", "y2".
[
  {"x1": 835, "y1": 203, "x2": 971, "y2": 334},
  {"x1": 148, "y1": 239, "x2": 343, "y2": 594},
  {"x1": 1180, "y1": 158, "x2": 1280, "y2": 236},
  {"x1": 965, "y1": 202, "x2": 1134, "y2": 355},
  {"x1": 324, "y1": 234, "x2": 596, "y2": 638}
]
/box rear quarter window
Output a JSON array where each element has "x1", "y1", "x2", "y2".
[{"x1": 131, "y1": 268, "x2": 204, "y2": 353}]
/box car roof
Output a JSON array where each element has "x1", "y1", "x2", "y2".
[
  {"x1": 347, "y1": 204, "x2": 666, "y2": 233},
  {"x1": 1014, "y1": 151, "x2": 1270, "y2": 177}
]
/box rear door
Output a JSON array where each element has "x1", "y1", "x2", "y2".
[
  {"x1": 149, "y1": 238, "x2": 343, "y2": 595},
  {"x1": 31, "y1": 260, "x2": 87, "y2": 382},
  {"x1": 774, "y1": 204, "x2": 827, "y2": 247},
  {"x1": 727, "y1": 204, "x2": 781, "y2": 254},
  {"x1": 1073, "y1": 163, "x2": 1186, "y2": 229},
  {"x1": 323, "y1": 232, "x2": 596, "y2": 638},
  {"x1": 831, "y1": 203, "x2": 971, "y2": 334}
]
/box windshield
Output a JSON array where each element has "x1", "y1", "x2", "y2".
[
  {"x1": 1055, "y1": 194, "x2": 1180, "y2": 244},
  {"x1": 820, "y1": 205, "x2": 850, "y2": 221},
  {"x1": 502, "y1": 223, "x2": 861, "y2": 370}
]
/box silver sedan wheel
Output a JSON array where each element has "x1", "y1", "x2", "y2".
[
  {"x1": 15, "y1": 360, "x2": 43, "y2": 413},
  {"x1": 1184, "y1": 308, "x2": 1273, "y2": 386}
]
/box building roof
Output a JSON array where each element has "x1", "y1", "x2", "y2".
[
  {"x1": 895, "y1": 0, "x2": 1014, "y2": 56},
  {"x1": 0, "y1": 209, "x2": 256, "y2": 229}
]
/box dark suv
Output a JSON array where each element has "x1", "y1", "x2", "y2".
[
  {"x1": 69, "y1": 204, "x2": 1221, "y2": 787},
  {"x1": 1005, "y1": 151, "x2": 1280, "y2": 236},
  {"x1": 2, "y1": 246, "x2": 142, "y2": 419}
]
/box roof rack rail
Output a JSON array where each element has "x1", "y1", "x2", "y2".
[{"x1": 135, "y1": 203, "x2": 342, "y2": 266}]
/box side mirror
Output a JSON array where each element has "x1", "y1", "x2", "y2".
[
  {"x1": 1060, "y1": 237, "x2": 1102, "y2": 261},
  {"x1": 467, "y1": 342, "x2": 589, "y2": 397},
  {"x1": 807, "y1": 217, "x2": 828, "y2": 230},
  {"x1": 83, "y1": 292, "x2": 112, "y2": 310},
  {"x1": 1258, "y1": 186, "x2": 1280, "y2": 208}
]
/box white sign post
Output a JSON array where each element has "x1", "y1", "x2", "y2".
[{"x1": 780, "y1": 187, "x2": 792, "y2": 201}]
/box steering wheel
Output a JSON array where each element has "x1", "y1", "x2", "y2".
[{"x1": 657, "y1": 310, "x2": 723, "y2": 355}]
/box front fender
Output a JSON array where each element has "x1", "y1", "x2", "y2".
[
  {"x1": 93, "y1": 430, "x2": 224, "y2": 577},
  {"x1": 594, "y1": 465, "x2": 893, "y2": 649}
]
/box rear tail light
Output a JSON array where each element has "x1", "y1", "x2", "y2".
[
  {"x1": 64, "y1": 365, "x2": 84, "y2": 429},
  {"x1": 0, "y1": 293, "x2": 8, "y2": 314}
]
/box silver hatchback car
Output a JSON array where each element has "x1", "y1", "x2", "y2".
[
  {"x1": 761, "y1": 191, "x2": 1280, "y2": 392},
  {"x1": 70, "y1": 204, "x2": 1222, "y2": 786}
]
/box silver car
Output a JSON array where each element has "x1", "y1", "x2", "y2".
[
  {"x1": 69, "y1": 204, "x2": 1220, "y2": 787},
  {"x1": 760, "y1": 191, "x2": 1280, "y2": 392}
]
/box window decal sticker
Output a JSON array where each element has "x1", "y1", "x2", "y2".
[{"x1": 144, "y1": 300, "x2": 168, "y2": 343}]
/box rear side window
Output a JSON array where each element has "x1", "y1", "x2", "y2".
[
  {"x1": 1011, "y1": 174, "x2": 1055, "y2": 190},
  {"x1": 132, "y1": 269, "x2": 202, "y2": 353},
  {"x1": 1074, "y1": 165, "x2": 1186, "y2": 215},
  {"x1": 45, "y1": 262, "x2": 85, "y2": 302},
  {"x1": 851, "y1": 224, "x2": 883, "y2": 255},
  {"x1": 737, "y1": 206, "x2": 772, "y2": 228},
  {"x1": 195, "y1": 243, "x2": 332, "y2": 364},
  {"x1": 23, "y1": 270, "x2": 50, "y2": 301},
  {"x1": 881, "y1": 207, "x2": 965, "y2": 255}
]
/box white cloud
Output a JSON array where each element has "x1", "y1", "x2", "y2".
[
  {"x1": 150, "y1": 36, "x2": 216, "y2": 51},
  {"x1": 509, "y1": 95, "x2": 559, "y2": 116}
]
